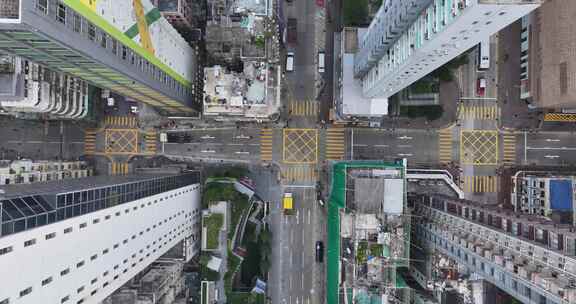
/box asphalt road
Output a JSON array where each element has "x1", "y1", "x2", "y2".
[
  {"x1": 522, "y1": 131, "x2": 576, "y2": 166},
  {"x1": 271, "y1": 186, "x2": 324, "y2": 304},
  {"x1": 162, "y1": 128, "x2": 261, "y2": 162},
  {"x1": 0, "y1": 118, "x2": 85, "y2": 160},
  {"x1": 351, "y1": 128, "x2": 440, "y2": 166}
]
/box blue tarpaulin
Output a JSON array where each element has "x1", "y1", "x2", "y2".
[{"x1": 550, "y1": 179, "x2": 573, "y2": 210}]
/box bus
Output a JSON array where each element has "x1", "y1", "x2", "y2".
[{"x1": 477, "y1": 39, "x2": 490, "y2": 71}]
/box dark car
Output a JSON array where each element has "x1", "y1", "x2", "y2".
[{"x1": 315, "y1": 241, "x2": 324, "y2": 263}]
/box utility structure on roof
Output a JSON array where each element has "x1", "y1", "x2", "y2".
[
  {"x1": 341, "y1": 0, "x2": 542, "y2": 117},
  {"x1": 0, "y1": 0, "x2": 198, "y2": 115}
]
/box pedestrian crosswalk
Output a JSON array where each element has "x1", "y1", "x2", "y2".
[
  {"x1": 260, "y1": 128, "x2": 273, "y2": 161},
  {"x1": 282, "y1": 165, "x2": 317, "y2": 182},
  {"x1": 461, "y1": 176, "x2": 499, "y2": 193},
  {"x1": 144, "y1": 131, "x2": 157, "y2": 154},
  {"x1": 84, "y1": 129, "x2": 96, "y2": 154},
  {"x1": 438, "y1": 128, "x2": 453, "y2": 164},
  {"x1": 289, "y1": 100, "x2": 319, "y2": 116},
  {"x1": 110, "y1": 162, "x2": 130, "y2": 175},
  {"x1": 502, "y1": 133, "x2": 516, "y2": 165},
  {"x1": 458, "y1": 104, "x2": 500, "y2": 120},
  {"x1": 325, "y1": 128, "x2": 346, "y2": 160},
  {"x1": 104, "y1": 116, "x2": 138, "y2": 128}
]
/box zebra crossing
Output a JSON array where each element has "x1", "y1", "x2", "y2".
[
  {"x1": 282, "y1": 166, "x2": 317, "y2": 182},
  {"x1": 104, "y1": 116, "x2": 138, "y2": 128},
  {"x1": 502, "y1": 133, "x2": 516, "y2": 165},
  {"x1": 324, "y1": 128, "x2": 346, "y2": 160},
  {"x1": 110, "y1": 162, "x2": 130, "y2": 175},
  {"x1": 438, "y1": 128, "x2": 453, "y2": 164},
  {"x1": 144, "y1": 131, "x2": 157, "y2": 154},
  {"x1": 289, "y1": 100, "x2": 319, "y2": 116},
  {"x1": 458, "y1": 104, "x2": 500, "y2": 120},
  {"x1": 84, "y1": 129, "x2": 96, "y2": 154},
  {"x1": 260, "y1": 129, "x2": 273, "y2": 161},
  {"x1": 461, "y1": 176, "x2": 499, "y2": 193}
]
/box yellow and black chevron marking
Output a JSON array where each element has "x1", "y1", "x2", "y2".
[
  {"x1": 104, "y1": 116, "x2": 138, "y2": 128},
  {"x1": 145, "y1": 131, "x2": 157, "y2": 154},
  {"x1": 282, "y1": 166, "x2": 317, "y2": 182},
  {"x1": 260, "y1": 128, "x2": 273, "y2": 161},
  {"x1": 544, "y1": 113, "x2": 576, "y2": 122},
  {"x1": 461, "y1": 176, "x2": 498, "y2": 193},
  {"x1": 438, "y1": 128, "x2": 453, "y2": 164},
  {"x1": 84, "y1": 129, "x2": 97, "y2": 154},
  {"x1": 110, "y1": 162, "x2": 129, "y2": 176},
  {"x1": 502, "y1": 133, "x2": 516, "y2": 165},
  {"x1": 325, "y1": 128, "x2": 345, "y2": 160},
  {"x1": 289, "y1": 100, "x2": 319, "y2": 116},
  {"x1": 458, "y1": 104, "x2": 500, "y2": 120}
]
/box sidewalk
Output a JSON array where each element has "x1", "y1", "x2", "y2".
[{"x1": 378, "y1": 80, "x2": 459, "y2": 130}]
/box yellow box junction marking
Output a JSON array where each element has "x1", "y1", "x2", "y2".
[
  {"x1": 283, "y1": 129, "x2": 318, "y2": 164},
  {"x1": 460, "y1": 130, "x2": 498, "y2": 165}
]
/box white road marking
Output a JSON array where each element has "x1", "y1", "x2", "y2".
[
  {"x1": 307, "y1": 209, "x2": 311, "y2": 225},
  {"x1": 201, "y1": 135, "x2": 215, "y2": 139},
  {"x1": 301, "y1": 273, "x2": 304, "y2": 289},
  {"x1": 290, "y1": 276, "x2": 293, "y2": 289},
  {"x1": 353, "y1": 144, "x2": 368, "y2": 147},
  {"x1": 545, "y1": 155, "x2": 560, "y2": 159},
  {"x1": 397, "y1": 153, "x2": 413, "y2": 157},
  {"x1": 228, "y1": 143, "x2": 244, "y2": 146},
  {"x1": 545, "y1": 139, "x2": 560, "y2": 142},
  {"x1": 234, "y1": 151, "x2": 250, "y2": 154},
  {"x1": 200, "y1": 150, "x2": 216, "y2": 153},
  {"x1": 374, "y1": 144, "x2": 389, "y2": 148},
  {"x1": 296, "y1": 209, "x2": 300, "y2": 225},
  {"x1": 527, "y1": 146, "x2": 576, "y2": 150},
  {"x1": 397, "y1": 144, "x2": 412, "y2": 148},
  {"x1": 397, "y1": 136, "x2": 413, "y2": 140}
]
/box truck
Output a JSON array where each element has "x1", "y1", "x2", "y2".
[
  {"x1": 283, "y1": 193, "x2": 294, "y2": 215},
  {"x1": 287, "y1": 18, "x2": 297, "y2": 44}
]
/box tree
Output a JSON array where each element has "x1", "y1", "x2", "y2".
[{"x1": 343, "y1": 0, "x2": 368, "y2": 26}]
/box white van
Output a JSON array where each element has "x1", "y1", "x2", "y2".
[
  {"x1": 286, "y1": 52, "x2": 294, "y2": 72},
  {"x1": 318, "y1": 52, "x2": 325, "y2": 73}
]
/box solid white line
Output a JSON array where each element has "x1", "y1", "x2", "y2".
[
  {"x1": 397, "y1": 145, "x2": 412, "y2": 148},
  {"x1": 524, "y1": 131, "x2": 527, "y2": 163},
  {"x1": 307, "y1": 209, "x2": 311, "y2": 225},
  {"x1": 301, "y1": 273, "x2": 304, "y2": 289},
  {"x1": 374, "y1": 144, "x2": 389, "y2": 148},
  {"x1": 353, "y1": 144, "x2": 368, "y2": 147},
  {"x1": 228, "y1": 143, "x2": 243, "y2": 146},
  {"x1": 527, "y1": 147, "x2": 576, "y2": 151}
]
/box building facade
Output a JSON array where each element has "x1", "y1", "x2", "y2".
[
  {"x1": 0, "y1": 0, "x2": 198, "y2": 115},
  {"x1": 0, "y1": 56, "x2": 89, "y2": 119},
  {"x1": 413, "y1": 194, "x2": 576, "y2": 304},
  {"x1": 0, "y1": 172, "x2": 201, "y2": 304},
  {"x1": 354, "y1": 0, "x2": 541, "y2": 104}
]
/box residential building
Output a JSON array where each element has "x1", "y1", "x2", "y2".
[
  {"x1": 0, "y1": 0, "x2": 198, "y2": 115},
  {"x1": 522, "y1": 0, "x2": 576, "y2": 110},
  {"x1": 0, "y1": 56, "x2": 89, "y2": 119},
  {"x1": 512, "y1": 174, "x2": 576, "y2": 223},
  {"x1": 412, "y1": 194, "x2": 576, "y2": 304},
  {"x1": 0, "y1": 159, "x2": 91, "y2": 185},
  {"x1": 338, "y1": 0, "x2": 541, "y2": 117},
  {"x1": 0, "y1": 172, "x2": 201, "y2": 304}
]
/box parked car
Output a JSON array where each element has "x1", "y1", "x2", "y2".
[{"x1": 286, "y1": 52, "x2": 294, "y2": 72}]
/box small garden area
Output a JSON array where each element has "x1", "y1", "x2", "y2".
[{"x1": 203, "y1": 213, "x2": 223, "y2": 250}]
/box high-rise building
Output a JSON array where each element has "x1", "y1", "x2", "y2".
[
  {"x1": 0, "y1": 172, "x2": 201, "y2": 304},
  {"x1": 0, "y1": 0, "x2": 198, "y2": 115},
  {"x1": 345, "y1": 0, "x2": 541, "y2": 116},
  {"x1": 412, "y1": 194, "x2": 576, "y2": 304}
]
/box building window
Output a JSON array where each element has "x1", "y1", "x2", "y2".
[
  {"x1": 77, "y1": 261, "x2": 85, "y2": 268},
  {"x1": 46, "y1": 232, "x2": 56, "y2": 240},
  {"x1": 61, "y1": 296, "x2": 70, "y2": 303},
  {"x1": 41, "y1": 277, "x2": 53, "y2": 286},
  {"x1": 90, "y1": 254, "x2": 97, "y2": 261},
  {"x1": 61, "y1": 268, "x2": 70, "y2": 276},
  {"x1": 57, "y1": 3, "x2": 66, "y2": 24},
  {"x1": 77, "y1": 300, "x2": 84, "y2": 304},
  {"x1": 64, "y1": 227, "x2": 73, "y2": 234},
  {"x1": 77, "y1": 286, "x2": 84, "y2": 293},
  {"x1": 91, "y1": 278, "x2": 97, "y2": 284},
  {"x1": 36, "y1": 0, "x2": 48, "y2": 14},
  {"x1": 19, "y1": 287, "x2": 32, "y2": 297},
  {"x1": 0, "y1": 298, "x2": 8, "y2": 304},
  {"x1": 103, "y1": 249, "x2": 109, "y2": 255},
  {"x1": 79, "y1": 223, "x2": 87, "y2": 229},
  {"x1": 0, "y1": 246, "x2": 12, "y2": 255},
  {"x1": 24, "y1": 239, "x2": 36, "y2": 247},
  {"x1": 90, "y1": 290, "x2": 97, "y2": 296},
  {"x1": 93, "y1": 218, "x2": 100, "y2": 224}
]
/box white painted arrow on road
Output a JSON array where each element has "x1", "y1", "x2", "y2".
[
  {"x1": 545, "y1": 139, "x2": 560, "y2": 142},
  {"x1": 397, "y1": 136, "x2": 413, "y2": 140},
  {"x1": 545, "y1": 155, "x2": 560, "y2": 159}
]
